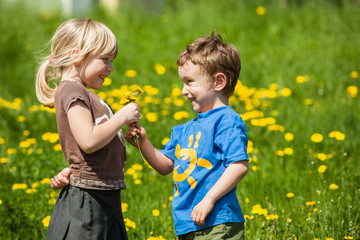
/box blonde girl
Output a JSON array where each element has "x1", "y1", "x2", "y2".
[{"x1": 36, "y1": 18, "x2": 139, "y2": 239}]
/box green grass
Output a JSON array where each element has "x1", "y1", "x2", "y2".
[{"x1": 0, "y1": 0, "x2": 359, "y2": 239}]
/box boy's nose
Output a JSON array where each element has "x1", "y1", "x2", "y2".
[{"x1": 182, "y1": 85, "x2": 188, "y2": 96}]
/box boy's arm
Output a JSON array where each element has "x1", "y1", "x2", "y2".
[
  {"x1": 125, "y1": 123, "x2": 174, "y2": 175},
  {"x1": 191, "y1": 160, "x2": 249, "y2": 226}
]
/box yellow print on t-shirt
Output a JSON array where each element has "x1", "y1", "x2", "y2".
[{"x1": 173, "y1": 131, "x2": 213, "y2": 197}]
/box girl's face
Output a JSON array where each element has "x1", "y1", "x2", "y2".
[
  {"x1": 79, "y1": 53, "x2": 114, "y2": 89},
  {"x1": 179, "y1": 61, "x2": 218, "y2": 113}
]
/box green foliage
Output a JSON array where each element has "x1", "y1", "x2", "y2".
[{"x1": 0, "y1": 0, "x2": 359, "y2": 239}]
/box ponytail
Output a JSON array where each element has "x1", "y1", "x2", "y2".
[{"x1": 35, "y1": 57, "x2": 57, "y2": 108}]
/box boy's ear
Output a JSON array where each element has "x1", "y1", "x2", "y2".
[
  {"x1": 70, "y1": 48, "x2": 81, "y2": 66},
  {"x1": 213, "y1": 73, "x2": 227, "y2": 91}
]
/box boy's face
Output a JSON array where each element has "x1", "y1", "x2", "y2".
[{"x1": 179, "y1": 61, "x2": 219, "y2": 113}]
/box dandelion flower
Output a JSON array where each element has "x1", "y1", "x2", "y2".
[
  {"x1": 284, "y1": 148, "x2": 294, "y2": 155},
  {"x1": 1, "y1": 157, "x2": 8, "y2": 164},
  {"x1": 306, "y1": 201, "x2": 316, "y2": 206},
  {"x1": 350, "y1": 70, "x2": 358, "y2": 78},
  {"x1": 145, "y1": 112, "x2": 158, "y2": 122},
  {"x1": 42, "y1": 216, "x2": 51, "y2": 227},
  {"x1": 256, "y1": 6, "x2": 266, "y2": 15},
  {"x1": 329, "y1": 183, "x2": 338, "y2": 190},
  {"x1": 154, "y1": 63, "x2": 166, "y2": 75},
  {"x1": 152, "y1": 209, "x2": 160, "y2": 217},
  {"x1": 124, "y1": 218, "x2": 136, "y2": 229},
  {"x1": 284, "y1": 133, "x2": 294, "y2": 141},
  {"x1": 303, "y1": 98, "x2": 313, "y2": 105},
  {"x1": 0, "y1": 137, "x2": 5, "y2": 144},
  {"x1": 280, "y1": 88, "x2": 292, "y2": 97},
  {"x1": 329, "y1": 131, "x2": 345, "y2": 141},
  {"x1": 41, "y1": 178, "x2": 51, "y2": 184},
  {"x1": 317, "y1": 153, "x2": 327, "y2": 161},
  {"x1": 54, "y1": 144, "x2": 62, "y2": 151},
  {"x1": 162, "y1": 137, "x2": 170, "y2": 146},
  {"x1": 0, "y1": 200, "x2": 2, "y2": 205},
  {"x1": 347, "y1": 85, "x2": 358, "y2": 98},
  {"x1": 311, "y1": 133, "x2": 323, "y2": 143},
  {"x1": 103, "y1": 77, "x2": 112, "y2": 86},
  {"x1": 286, "y1": 192, "x2": 294, "y2": 198},
  {"x1": 121, "y1": 203, "x2": 128, "y2": 213},
  {"x1": 344, "y1": 236, "x2": 354, "y2": 239},
  {"x1": 318, "y1": 165, "x2": 327, "y2": 173},
  {"x1": 125, "y1": 69, "x2": 137, "y2": 78},
  {"x1": 12, "y1": 183, "x2": 27, "y2": 190},
  {"x1": 174, "y1": 111, "x2": 190, "y2": 120}
]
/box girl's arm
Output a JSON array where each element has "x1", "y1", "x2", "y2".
[
  {"x1": 68, "y1": 100, "x2": 140, "y2": 154},
  {"x1": 125, "y1": 123, "x2": 174, "y2": 175},
  {"x1": 191, "y1": 160, "x2": 249, "y2": 226}
]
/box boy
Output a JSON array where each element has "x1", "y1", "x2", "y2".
[
  {"x1": 51, "y1": 32, "x2": 249, "y2": 239},
  {"x1": 126, "y1": 32, "x2": 249, "y2": 239}
]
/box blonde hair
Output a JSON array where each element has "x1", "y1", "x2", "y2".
[
  {"x1": 177, "y1": 31, "x2": 241, "y2": 97},
  {"x1": 36, "y1": 18, "x2": 118, "y2": 107}
]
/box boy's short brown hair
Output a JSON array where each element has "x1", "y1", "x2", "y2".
[{"x1": 177, "y1": 32, "x2": 241, "y2": 97}]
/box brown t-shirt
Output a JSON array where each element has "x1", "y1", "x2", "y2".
[{"x1": 54, "y1": 81, "x2": 126, "y2": 190}]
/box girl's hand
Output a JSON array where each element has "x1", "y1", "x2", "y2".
[
  {"x1": 50, "y1": 168, "x2": 72, "y2": 190},
  {"x1": 119, "y1": 103, "x2": 141, "y2": 125},
  {"x1": 125, "y1": 122, "x2": 147, "y2": 147}
]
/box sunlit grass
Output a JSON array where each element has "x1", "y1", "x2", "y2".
[{"x1": 0, "y1": 0, "x2": 359, "y2": 239}]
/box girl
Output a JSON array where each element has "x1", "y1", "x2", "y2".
[{"x1": 36, "y1": 18, "x2": 140, "y2": 239}]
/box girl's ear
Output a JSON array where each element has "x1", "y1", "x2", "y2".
[
  {"x1": 70, "y1": 48, "x2": 81, "y2": 66},
  {"x1": 213, "y1": 73, "x2": 227, "y2": 92}
]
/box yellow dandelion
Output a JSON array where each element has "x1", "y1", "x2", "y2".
[
  {"x1": 174, "y1": 111, "x2": 190, "y2": 120},
  {"x1": 347, "y1": 85, "x2": 358, "y2": 98},
  {"x1": 303, "y1": 98, "x2": 313, "y2": 105},
  {"x1": 23, "y1": 130, "x2": 30, "y2": 136},
  {"x1": 311, "y1": 133, "x2": 323, "y2": 143},
  {"x1": 313, "y1": 208, "x2": 318, "y2": 212},
  {"x1": 318, "y1": 165, "x2": 327, "y2": 173},
  {"x1": 42, "y1": 216, "x2": 51, "y2": 227},
  {"x1": 329, "y1": 183, "x2": 338, "y2": 190},
  {"x1": 134, "y1": 179, "x2": 141, "y2": 184},
  {"x1": 296, "y1": 75, "x2": 305, "y2": 83},
  {"x1": 122, "y1": 202, "x2": 128, "y2": 212},
  {"x1": 251, "y1": 165, "x2": 259, "y2": 171},
  {"x1": 12, "y1": 183, "x2": 27, "y2": 190},
  {"x1": 7, "y1": 148, "x2": 17, "y2": 155},
  {"x1": 48, "y1": 198, "x2": 56, "y2": 205},
  {"x1": 326, "y1": 238, "x2": 335, "y2": 240},
  {"x1": 53, "y1": 144, "x2": 62, "y2": 151},
  {"x1": 154, "y1": 63, "x2": 166, "y2": 75},
  {"x1": 124, "y1": 218, "x2": 136, "y2": 229},
  {"x1": 328, "y1": 131, "x2": 345, "y2": 141},
  {"x1": 19, "y1": 140, "x2": 31, "y2": 148},
  {"x1": 245, "y1": 197, "x2": 250, "y2": 203},
  {"x1": 350, "y1": 70, "x2": 358, "y2": 78},
  {"x1": 145, "y1": 112, "x2": 158, "y2": 122},
  {"x1": 277, "y1": 150, "x2": 284, "y2": 157},
  {"x1": 344, "y1": 236, "x2": 354, "y2": 240},
  {"x1": 126, "y1": 168, "x2": 135, "y2": 175},
  {"x1": 41, "y1": 178, "x2": 51, "y2": 184},
  {"x1": 103, "y1": 77, "x2": 112, "y2": 86},
  {"x1": 317, "y1": 153, "x2": 327, "y2": 161},
  {"x1": 256, "y1": 6, "x2": 266, "y2": 15},
  {"x1": 286, "y1": 192, "x2": 295, "y2": 198},
  {"x1": 280, "y1": 88, "x2": 292, "y2": 97},
  {"x1": 0, "y1": 157, "x2": 8, "y2": 164},
  {"x1": 152, "y1": 209, "x2": 160, "y2": 217},
  {"x1": 284, "y1": 148, "x2": 294, "y2": 155},
  {"x1": 171, "y1": 88, "x2": 182, "y2": 97},
  {"x1": 284, "y1": 133, "x2": 294, "y2": 141},
  {"x1": 161, "y1": 137, "x2": 170, "y2": 146},
  {"x1": 0, "y1": 200, "x2": 2, "y2": 205},
  {"x1": 17, "y1": 115, "x2": 25, "y2": 122},
  {"x1": 125, "y1": 69, "x2": 137, "y2": 78},
  {"x1": 25, "y1": 188, "x2": 37, "y2": 194},
  {"x1": 305, "y1": 201, "x2": 316, "y2": 206},
  {"x1": 0, "y1": 137, "x2": 5, "y2": 144}
]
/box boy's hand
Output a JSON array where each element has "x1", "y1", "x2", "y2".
[
  {"x1": 191, "y1": 197, "x2": 215, "y2": 226},
  {"x1": 125, "y1": 122, "x2": 147, "y2": 147},
  {"x1": 50, "y1": 168, "x2": 71, "y2": 190}
]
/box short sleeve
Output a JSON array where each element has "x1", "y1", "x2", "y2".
[
  {"x1": 61, "y1": 82, "x2": 91, "y2": 113},
  {"x1": 214, "y1": 126, "x2": 249, "y2": 167}
]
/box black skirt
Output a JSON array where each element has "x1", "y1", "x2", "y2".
[{"x1": 46, "y1": 185, "x2": 128, "y2": 240}]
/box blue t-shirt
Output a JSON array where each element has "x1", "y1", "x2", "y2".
[{"x1": 160, "y1": 106, "x2": 249, "y2": 235}]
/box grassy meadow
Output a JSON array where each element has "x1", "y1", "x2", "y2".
[{"x1": 0, "y1": 0, "x2": 359, "y2": 239}]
